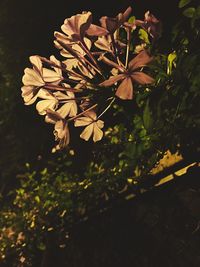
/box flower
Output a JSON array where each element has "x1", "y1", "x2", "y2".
[
  {"x1": 59, "y1": 11, "x2": 107, "y2": 43},
  {"x1": 21, "y1": 55, "x2": 63, "y2": 105},
  {"x1": 99, "y1": 50, "x2": 154, "y2": 100},
  {"x1": 54, "y1": 84, "x2": 78, "y2": 118},
  {"x1": 100, "y1": 6, "x2": 132, "y2": 34},
  {"x1": 45, "y1": 109, "x2": 70, "y2": 150},
  {"x1": 36, "y1": 89, "x2": 58, "y2": 115},
  {"x1": 74, "y1": 111, "x2": 104, "y2": 142}
]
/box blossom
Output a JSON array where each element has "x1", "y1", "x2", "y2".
[
  {"x1": 100, "y1": 7, "x2": 132, "y2": 34},
  {"x1": 45, "y1": 109, "x2": 70, "y2": 150},
  {"x1": 99, "y1": 50, "x2": 154, "y2": 100},
  {"x1": 54, "y1": 85, "x2": 78, "y2": 118},
  {"x1": 21, "y1": 55, "x2": 63, "y2": 105},
  {"x1": 74, "y1": 111, "x2": 104, "y2": 142},
  {"x1": 60, "y1": 11, "x2": 107, "y2": 43},
  {"x1": 36, "y1": 89, "x2": 58, "y2": 115}
]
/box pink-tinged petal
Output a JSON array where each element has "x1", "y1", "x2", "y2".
[
  {"x1": 86, "y1": 24, "x2": 108, "y2": 36},
  {"x1": 115, "y1": 77, "x2": 133, "y2": 100},
  {"x1": 122, "y1": 6, "x2": 132, "y2": 22},
  {"x1": 100, "y1": 16, "x2": 118, "y2": 33},
  {"x1": 62, "y1": 12, "x2": 92, "y2": 40},
  {"x1": 93, "y1": 123, "x2": 103, "y2": 142},
  {"x1": 29, "y1": 55, "x2": 42, "y2": 74},
  {"x1": 95, "y1": 36, "x2": 112, "y2": 53},
  {"x1": 36, "y1": 99, "x2": 58, "y2": 115},
  {"x1": 131, "y1": 71, "x2": 154, "y2": 85},
  {"x1": 74, "y1": 117, "x2": 93, "y2": 127},
  {"x1": 99, "y1": 74, "x2": 125, "y2": 87},
  {"x1": 100, "y1": 7, "x2": 132, "y2": 33},
  {"x1": 42, "y1": 68, "x2": 62, "y2": 83},
  {"x1": 22, "y1": 68, "x2": 44, "y2": 87},
  {"x1": 128, "y1": 50, "x2": 153, "y2": 71},
  {"x1": 80, "y1": 124, "x2": 94, "y2": 141}
]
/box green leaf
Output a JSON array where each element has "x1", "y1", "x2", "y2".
[
  {"x1": 183, "y1": 7, "x2": 196, "y2": 18},
  {"x1": 139, "y1": 29, "x2": 150, "y2": 44},
  {"x1": 167, "y1": 51, "x2": 177, "y2": 75},
  {"x1": 128, "y1": 16, "x2": 135, "y2": 24},
  {"x1": 179, "y1": 0, "x2": 191, "y2": 8},
  {"x1": 35, "y1": 196, "x2": 40, "y2": 203},
  {"x1": 143, "y1": 100, "x2": 153, "y2": 130}
]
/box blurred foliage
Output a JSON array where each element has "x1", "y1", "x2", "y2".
[{"x1": 0, "y1": 0, "x2": 200, "y2": 266}]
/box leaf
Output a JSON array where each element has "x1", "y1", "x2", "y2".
[
  {"x1": 143, "y1": 100, "x2": 153, "y2": 130},
  {"x1": 183, "y1": 7, "x2": 196, "y2": 18},
  {"x1": 128, "y1": 16, "x2": 135, "y2": 24},
  {"x1": 167, "y1": 51, "x2": 177, "y2": 75},
  {"x1": 138, "y1": 29, "x2": 150, "y2": 44},
  {"x1": 179, "y1": 0, "x2": 191, "y2": 8}
]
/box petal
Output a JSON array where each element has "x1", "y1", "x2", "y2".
[
  {"x1": 21, "y1": 86, "x2": 40, "y2": 104},
  {"x1": 96, "y1": 119, "x2": 104, "y2": 129},
  {"x1": 100, "y1": 16, "x2": 118, "y2": 33},
  {"x1": 69, "y1": 101, "x2": 78, "y2": 117},
  {"x1": 36, "y1": 99, "x2": 58, "y2": 115},
  {"x1": 93, "y1": 123, "x2": 103, "y2": 142},
  {"x1": 131, "y1": 71, "x2": 154, "y2": 85},
  {"x1": 86, "y1": 24, "x2": 108, "y2": 36},
  {"x1": 22, "y1": 68, "x2": 44, "y2": 87},
  {"x1": 29, "y1": 55, "x2": 42, "y2": 74},
  {"x1": 80, "y1": 124, "x2": 94, "y2": 141},
  {"x1": 95, "y1": 36, "x2": 112, "y2": 52},
  {"x1": 99, "y1": 74, "x2": 125, "y2": 87},
  {"x1": 74, "y1": 117, "x2": 92, "y2": 127},
  {"x1": 128, "y1": 50, "x2": 153, "y2": 71},
  {"x1": 63, "y1": 58, "x2": 79, "y2": 70},
  {"x1": 56, "y1": 102, "x2": 73, "y2": 118},
  {"x1": 115, "y1": 77, "x2": 133, "y2": 100},
  {"x1": 50, "y1": 55, "x2": 62, "y2": 76},
  {"x1": 42, "y1": 68, "x2": 62, "y2": 83},
  {"x1": 62, "y1": 12, "x2": 92, "y2": 40},
  {"x1": 37, "y1": 89, "x2": 55, "y2": 100}
]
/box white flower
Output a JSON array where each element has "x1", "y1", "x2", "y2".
[
  {"x1": 74, "y1": 111, "x2": 104, "y2": 142},
  {"x1": 21, "y1": 55, "x2": 63, "y2": 105},
  {"x1": 54, "y1": 84, "x2": 77, "y2": 118},
  {"x1": 36, "y1": 89, "x2": 58, "y2": 115}
]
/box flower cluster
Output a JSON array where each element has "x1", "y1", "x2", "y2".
[{"x1": 21, "y1": 7, "x2": 160, "y2": 151}]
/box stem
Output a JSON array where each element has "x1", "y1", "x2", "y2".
[
  {"x1": 40, "y1": 56, "x2": 86, "y2": 80},
  {"x1": 44, "y1": 84, "x2": 82, "y2": 93},
  {"x1": 79, "y1": 41, "x2": 103, "y2": 76},
  {"x1": 97, "y1": 97, "x2": 115, "y2": 119},
  {"x1": 125, "y1": 29, "x2": 131, "y2": 68},
  {"x1": 67, "y1": 104, "x2": 98, "y2": 122},
  {"x1": 110, "y1": 33, "x2": 121, "y2": 65},
  {"x1": 99, "y1": 54, "x2": 125, "y2": 73}
]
